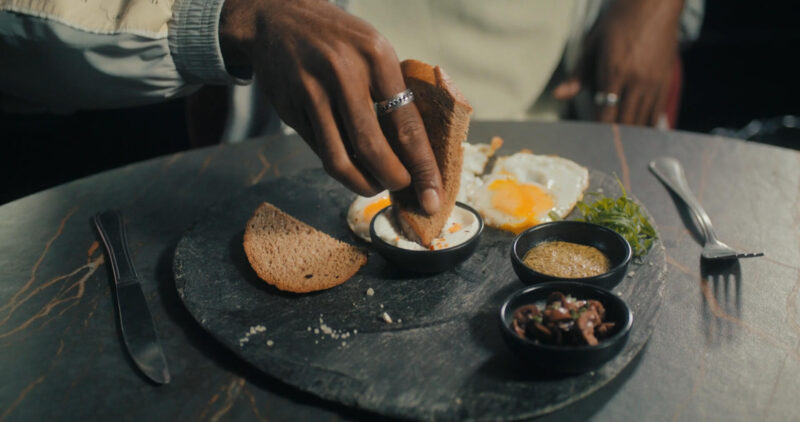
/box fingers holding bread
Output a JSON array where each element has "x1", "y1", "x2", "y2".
[
  {"x1": 368, "y1": 51, "x2": 444, "y2": 215},
  {"x1": 303, "y1": 76, "x2": 383, "y2": 197},
  {"x1": 377, "y1": 100, "x2": 443, "y2": 215},
  {"x1": 333, "y1": 70, "x2": 412, "y2": 193},
  {"x1": 389, "y1": 59, "x2": 473, "y2": 247}
]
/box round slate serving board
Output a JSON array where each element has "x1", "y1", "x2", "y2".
[{"x1": 174, "y1": 168, "x2": 666, "y2": 421}]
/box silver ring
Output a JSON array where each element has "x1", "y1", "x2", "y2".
[
  {"x1": 374, "y1": 89, "x2": 414, "y2": 116},
  {"x1": 594, "y1": 91, "x2": 620, "y2": 107}
]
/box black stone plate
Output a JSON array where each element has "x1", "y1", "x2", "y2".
[{"x1": 174, "y1": 168, "x2": 666, "y2": 421}]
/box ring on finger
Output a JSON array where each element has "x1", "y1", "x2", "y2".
[
  {"x1": 594, "y1": 91, "x2": 620, "y2": 107},
  {"x1": 374, "y1": 89, "x2": 415, "y2": 116}
]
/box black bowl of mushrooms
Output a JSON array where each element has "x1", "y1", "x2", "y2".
[{"x1": 498, "y1": 281, "x2": 633, "y2": 375}]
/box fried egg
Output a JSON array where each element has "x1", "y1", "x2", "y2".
[
  {"x1": 346, "y1": 139, "x2": 588, "y2": 241},
  {"x1": 458, "y1": 136, "x2": 503, "y2": 204},
  {"x1": 462, "y1": 136, "x2": 503, "y2": 176},
  {"x1": 346, "y1": 191, "x2": 391, "y2": 241},
  {"x1": 463, "y1": 152, "x2": 589, "y2": 234}
]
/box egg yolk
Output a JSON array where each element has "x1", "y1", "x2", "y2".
[
  {"x1": 488, "y1": 178, "x2": 554, "y2": 234},
  {"x1": 363, "y1": 196, "x2": 391, "y2": 221}
]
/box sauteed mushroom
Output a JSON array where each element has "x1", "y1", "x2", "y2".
[{"x1": 511, "y1": 291, "x2": 616, "y2": 346}]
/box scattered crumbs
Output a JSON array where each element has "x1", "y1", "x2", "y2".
[
  {"x1": 455, "y1": 398, "x2": 463, "y2": 405},
  {"x1": 648, "y1": 262, "x2": 654, "y2": 267},
  {"x1": 380, "y1": 304, "x2": 384, "y2": 309},
  {"x1": 353, "y1": 329, "x2": 358, "y2": 335},
  {"x1": 589, "y1": 371, "x2": 596, "y2": 376},
  {"x1": 311, "y1": 316, "x2": 357, "y2": 342},
  {"x1": 381, "y1": 312, "x2": 393, "y2": 324},
  {"x1": 238, "y1": 325, "x2": 266, "y2": 347},
  {"x1": 366, "y1": 287, "x2": 375, "y2": 296},
  {"x1": 341, "y1": 341, "x2": 347, "y2": 347},
  {"x1": 267, "y1": 340, "x2": 274, "y2": 347},
  {"x1": 617, "y1": 291, "x2": 622, "y2": 296},
  {"x1": 397, "y1": 319, "x2": 402, "y2": 323},
  {"x1": 307, "y1": 326, "x2": 311, "y2": 331},
  {"x1": 627, "y1": 271, "x2": 635, "y2": 277}
]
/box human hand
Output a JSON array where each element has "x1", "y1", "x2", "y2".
[
  {"x1": 553, "y1": 0, "x2": 684, "y2": 126},
  {"x1": 219, "y1": 0, "x2": 443, "y2": 213}
]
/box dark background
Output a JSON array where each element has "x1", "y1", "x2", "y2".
[
  {"x1": 678, "y1": 1, "x2": 800, "y2": 142},
  {"x1": 2, "y1": 0, "x2": 799, "y2": 205}
]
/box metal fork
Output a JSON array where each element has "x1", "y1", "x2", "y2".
[{"x1": 649, "y1": 157, "x2": 764, "y2": 260}]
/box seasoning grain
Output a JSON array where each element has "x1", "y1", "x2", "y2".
[{"x1": 523, "y1": 241, "x2": 611, "y2": 278}]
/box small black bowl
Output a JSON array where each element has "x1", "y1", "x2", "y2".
[
  {"x1": 511, "y1": 221, "x2": 632, "y2": 289},
  {"x1": 499, "y1": 281, "x2": 633, "y2": 375},
  {"x1": 369, "y1": 202, "x2": 484, "y2": 273}
]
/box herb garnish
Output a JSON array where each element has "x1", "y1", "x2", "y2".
[{"x1": 573, "y1": 178, "x2": 656, "y2": 260}]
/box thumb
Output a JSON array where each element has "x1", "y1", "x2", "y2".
[{"x1": 553, "y1": 77, "x2": 582, "y2": 100}]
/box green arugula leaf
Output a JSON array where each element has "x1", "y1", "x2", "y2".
[{"x1": 576, "y1": 177, "x2": 656, "y2": 260}]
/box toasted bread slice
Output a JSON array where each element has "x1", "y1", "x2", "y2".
[
  {"x1": 390, "y1": 59, "x2": 473, "y2": 247},
  {"x1": 243, "y1": 202, "x2": 367, "y2": 293}
]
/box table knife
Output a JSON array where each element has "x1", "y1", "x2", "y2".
[{"x1": 94, "y1": 210, "x2": 171, "y2": 384}]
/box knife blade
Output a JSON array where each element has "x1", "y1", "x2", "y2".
[{"x1": 94, "y1": 210, "x2": 171, "y2": 384}]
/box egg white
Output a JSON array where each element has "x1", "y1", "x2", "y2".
[
  {"x1": 461, "y1": 136, "x2": 502, "y2": 176},
  {"x1": 346, "y1": 143, "x2": 588, "y2": 240},
  {"x1": 489, "y1": 152, "x2": 589, "y2": 219},
  {"x1": 461, "y1": 152, "x2": 589, "y2": 233},
  {"x1": 346, "y1": 191, "x2": 391, "y2": 242}
]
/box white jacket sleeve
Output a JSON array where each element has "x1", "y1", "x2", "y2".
[{"x1": 0, "y1": 0, "x2": 247, "y2": 113}]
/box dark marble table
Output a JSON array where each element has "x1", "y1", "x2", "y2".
[{"x1": 1, "y1": 121, "x2": 797, "y2": 421}]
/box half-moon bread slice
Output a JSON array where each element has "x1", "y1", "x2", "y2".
[{"x1": 243, "y1": 202, "x2": 367, "y2": 293}]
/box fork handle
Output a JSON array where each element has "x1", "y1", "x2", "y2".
[{"x1": 649, "y1": 157, "x2": 718, "y2": 244}]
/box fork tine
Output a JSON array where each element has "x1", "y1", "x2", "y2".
[{"x1": 736, "y1": 252, "x2": 764, "y2": 259}]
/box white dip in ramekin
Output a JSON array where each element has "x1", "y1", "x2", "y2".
[{"x1": 372, "y1": 206, "x2": 480, "y2": 251}]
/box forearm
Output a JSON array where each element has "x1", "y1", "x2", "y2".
[
  {"x1": 606, "y1": 0, "x2": 684, "y2": 39},
  {"x1": 0, "y1": 0, "x2": 246, "y2": 113},
  {"x1": 608, "y1": 0, "x2": 702, "y2": 43}
]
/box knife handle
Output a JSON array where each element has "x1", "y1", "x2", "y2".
[{"x1": 94, "y1": 210, "x2": 138, "y2": 285}]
